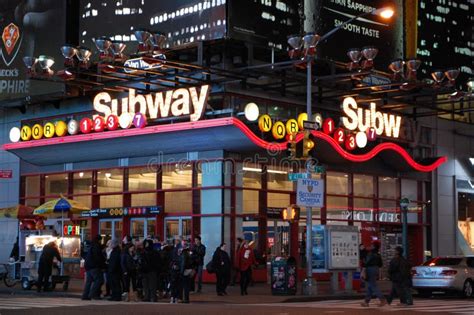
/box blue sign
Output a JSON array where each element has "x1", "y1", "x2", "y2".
[{"x1": 312, "y1": 225, "x2": 327, "y2": 271}]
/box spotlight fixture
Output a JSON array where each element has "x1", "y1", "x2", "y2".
[
  {"x1": 56, "y1": 69, "x2": 75, "y2": 81},
  {"x1": 388, "y1": 58, "x2": 421, "y2": 82},
  {"x1": 431, "y1": 70, "x2": 445, "y2": 84},
  {"x1": 135, "y1": 29, "x2": 152, "y2": 53},
  {"x1": 60, "y1": 45, "x2": 77, "y2": 67},
  {"x1": 360, "y1": 46, "x2": 378, "y2": 69},
  {"x1": 444, "y1": 68, "x2": 460, "y2": 85},
  {"x1": 76, "y1": 46, "x2": 92, "y2": 67},
  {"x1": 110, "y1": 41, "x2": 127, "y2": 59},
  {"x1": 38, "y1": 55, "x2": 55, "y2": 75},
  {"x1": 347, "y1": 48, "x2": 362, "y2": 71},
  {"x1": 93, "y1": 36, "x2": 112, "y2": 55},
  {"x1": 372, "y1": 7, "x2": 395, "y2": 19},
  {"x1": 150, "y1": 32, "x2": 166, "y2": 50},
  {"x1": 23, "y1": 56, "x2": 37, "y2": 74},
  {"x1": 388, "y1": 59, "x2": 404, "y2": 74},
  {"x1": 302, "y1": 32, "x2": 320, "y2": 58},
  {"x1": 287, "y1": 34, "x2": 303, "y2": 59}
]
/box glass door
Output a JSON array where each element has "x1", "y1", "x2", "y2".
[
  {"x1": 165, "y1": 217, "x2": 192, "y2": 242},
  {"x1": 131, "y1": 218, "x2": 157, "y2": 241},
  {"x1": 99, "y1": 219, "x2": 123, "y2": 240}
]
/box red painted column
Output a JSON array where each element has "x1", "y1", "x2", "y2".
[
  {"x1": 258, "y1": 165, "x2": 268, "y2": 257},
  {"x1": 191, "y1": 162, "x2": 201, "y2": 238},
  {"x1": 289, "y1": 192, "x2": 299, "y2": 261}
]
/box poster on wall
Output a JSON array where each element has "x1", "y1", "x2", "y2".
[
  {"x1": 328, "y1": 226, "x2": 359, "y2": 270},
  {"x1": 458, "y1": 220, "x2": 474, "y2": 251},
  {"x1": 0, "y1": 0, "x2": 65, "y2": 101},
  {"x1": 312, "y1": 225, "x2": 327, "y2": 271},
  {"x1": 317, "y1": 0, "x2": 404, "y2": 69}
]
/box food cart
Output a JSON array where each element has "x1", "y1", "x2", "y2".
[{"x1": 21, "y1": 230, "x2": 81, "y2": 290}]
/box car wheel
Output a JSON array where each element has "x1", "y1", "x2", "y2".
[
  {"x1": 418, "y1": 289, "x2": 432, "y2": 298},
  {"x1": 21, "y1": 279, "x2": 31, "y2": 290},
  {"x1": 462, "y1": 280, "x2": 473, "y2": 298}
]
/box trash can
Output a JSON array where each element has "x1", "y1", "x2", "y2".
[{"x1": 271, "y1": 256, "x2": 297, "y2": 295}]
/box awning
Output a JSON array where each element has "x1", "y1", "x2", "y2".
[{"x1": 2, "y1": 117, "x2": 446, "y2": 172}]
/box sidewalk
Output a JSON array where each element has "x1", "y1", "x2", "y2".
[{"x1": 0, "y1": 279, "x2": 393, "y2": 304}]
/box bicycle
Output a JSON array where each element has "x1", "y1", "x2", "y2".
[{"x1": 0, "y1": 262, "x2": 20, "y2": 287}]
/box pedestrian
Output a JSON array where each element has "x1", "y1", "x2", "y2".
[
  {"x1": 122, "y1": 243, "x2": 139, "y2": 302},
  {"x1": 82, "y1": 235, "x2": 106, "y2": 300},
  {"x1": 107, "y1": 239, "x2": 122, "y2": 301},
  {"x1": 141, "y1": 239, "x2": 161, "y2": 302},
  {"x1": 104, "y1": 240, "x2": 112, "y2": 297},
  {"x1": 169, "y1": 246, "x2": 182, "y2": 303},
  {"x1": 360, "y1": 241, "x2": 387, "y2": 307},
  {"x1": 37, "y1": 241, "x2": 61, "y2": 292},
  {"x1": 387, "y1": 246, "x2": 413, "y2": 306},
  {"x1": 231, "y1": 237, "x2": 243, "y2": 286},
  {"x1": 192, "y1": 236, "x2": 206, "y2": 293},
  {"x1": 213, "y1": 243, "x2": 231, "y2": 296},
  {"x1": 238, "y1": 240, "x2": 257, "y2": 295},
  {"x1": 359, "y1": 244, "x2": 367, "y2": 288},
  {"x1": 180, "y1": 242, "x2": 194, "y2": 303},
  {"x1": 9, "y1": 237, "x2": 19, "y2": 261},
  {"x1": 160, "y1": 242, "x2": 173, "y2": 298}
]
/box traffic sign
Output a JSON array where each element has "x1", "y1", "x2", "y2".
[
  {"x1": 303, "y1": 120, "x2": 320, "y2": 130},
  {"x1": 297, "y1": 179, "x2": 325, "y2": 207},
  {"x1": 288, "y1": 173, "x2": 311, "y2": 181}
]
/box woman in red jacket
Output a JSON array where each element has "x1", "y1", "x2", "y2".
[{"x1": 238, "y1": 240, "x2": 257, "y2": 295}]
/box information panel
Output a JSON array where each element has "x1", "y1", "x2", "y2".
[{"x1": 328, "y1": 226, "x2": 359, "y2": 270}]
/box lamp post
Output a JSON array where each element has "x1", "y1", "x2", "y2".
[
  {"x1": 288, "y1": 5, "x2": 394, "y2": 296},
  {"x1": 400, "y1": 197, "x2": 410, "y2": 258}
]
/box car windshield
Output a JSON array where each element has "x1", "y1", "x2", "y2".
[{"x1": 423, "y1": 257, "x2": 463, "y2": 266}]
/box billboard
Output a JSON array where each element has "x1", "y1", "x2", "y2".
[
  {"x1": 317, "y1": 0, "x2": 404, "y2": 70},
  {"x1": 0, "y1": 0, "x2": 65, "y2": 101}
]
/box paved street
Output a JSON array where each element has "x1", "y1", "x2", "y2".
[{"x1": 1, "y1": 296, "x2": 474, "y2": 314}]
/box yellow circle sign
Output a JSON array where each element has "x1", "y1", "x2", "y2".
[
  {"x1": 20, "y1": 125, "x2": 32, "y2": 141},
  {"x1": 286, "y1": 119, "x2": 299, "y2": 135},
  {"x1": 43, "y1": 122, "x2": 56, "y2": 138},
  {"x1": 272, "y1": 121, "x2": 286, "y2": 139},
  {"x1": 55, "y1": 121, "x2": 67, "y2": 137},
  {"x1": 32, "y1": 124, "x2": 43, "y2": 140},
  {"x1": 297, "y1": 113, "x2": 308, "y2": 130},
  {"x1": 258, "y1": 114, "x2": 272, "y2": 132}
]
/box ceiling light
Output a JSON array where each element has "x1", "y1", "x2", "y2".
[
  {"x1": 243, "y1": 167, "x2": 262, "y2": 173},
  {"x1": 267, "y1": 169, "x2": 288, "y2": 175}
]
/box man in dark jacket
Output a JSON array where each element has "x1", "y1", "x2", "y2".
[
  {"x1": 37, "y1": 241, "x2": 61, "y2": 292},
  {"x1": 192, "y1": 236, "x2": 206, "y2": 293},
  {"x1": 361, "y1": 241, "x2": 386, "y2": 307},
  {"x1": 213, "y1": 243, "x2": 231, "y2": 296},
  {"x1": 107, "y1": 239, "x2": 122, "y2": 301},
  {"x1": 82, "y1": 235, "x2": 106, "y2": 300},
  {"x1": 141, "y1": 239, "x2": 161, "y2": 302},
  {"x1": 387, "y1": 246, "x2": 413, "y2": 306}
]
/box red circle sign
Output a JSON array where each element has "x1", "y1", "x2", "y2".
[
  {"x1": 106, "y1": 115, "x2": 119, "y2": 131},
  {"x1": 79, "y1": 118, "x2": 93, "y2": 134},
  {"x1": 132, "y1": 112, "x2": 147, "y2": 128},
  {"x1": 345, "y1": 134, "x2": 356, "y2": 151},
  {"x1": 322, "y1": 118, "x2": 335, "y2": 135},
  {"x1": 333, "y1": 128, "x2": 345, "y2": 144},
  {"x1": 93, "y1": 116, "x2": 106, "y2": 132}
]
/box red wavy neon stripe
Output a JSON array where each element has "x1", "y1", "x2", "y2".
[{"x1": 232, "y1": 118, "x2": 447, "y2": 173}]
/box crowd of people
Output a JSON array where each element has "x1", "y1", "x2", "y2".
[{"x1": 81, "y1": 235, "x2": 207, "y2": 304}]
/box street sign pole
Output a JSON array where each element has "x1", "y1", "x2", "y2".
[{"x1": 400, "y1": 197, "x2": 410, "y2": 258}]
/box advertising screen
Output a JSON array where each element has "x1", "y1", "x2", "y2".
[
  {"x1": 317, "y1": 0, "x2": 404, "y2": 70},
  {"x1": 0, "y1": 0, "x2": 65, "y2": 101}
]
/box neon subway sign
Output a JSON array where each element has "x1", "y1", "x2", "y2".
[
  {"x1": 254, "y1": 97, "x2": 402, "y2": 151},
  {"x1": 9, "y1": 85, "x2": 211, "y2": 142}
]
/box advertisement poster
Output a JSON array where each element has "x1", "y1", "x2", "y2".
[
  {"x1": 312, "y1": 225, "x2": 326, "y2": 271},
  {"x1": 0, "y1": 0, "x2": 65, "y2": 101},
  {"x1": 317, "y1": 0, "x2": 404, "y2": 69},
  {"x1": 328, "y1": 227, "x2": 359, "y2": 270}
]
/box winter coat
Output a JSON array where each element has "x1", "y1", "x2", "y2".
[
  {"x1": 121, "y1": 251, "x2": 137, "y2": 274},
  {"x1": 180, "y1": 249, "x2": 194, "y2": 274},
  {"x1": 84, "y1": 240, "x2": 105, "y2": 271},
  {"x1": 40, "y1": 242, "x2": 62, "y2": 265},
  {"x1": 140, "y1": 248, "x2": 161, "y2": 274},
  {"x1": 212, "y1": 248, "x2": 231, "y2": 273},
  {"x1": 192, "y1": 244, "x2": 206, "y2": 267},
  {"x1": 388, "y1": 256, "x2": 412, "y2": 285},
  {"x1": 108, "y1": 246, "x2": 122, "y2": 274},
  {"x1": 238, "y1": 246, "x2": 257, "y2": 271},
  {"x1": 363, "y1": 250, "x2": 383, "y2": 268}
]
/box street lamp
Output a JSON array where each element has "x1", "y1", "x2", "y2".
[{"x1": 288, "y1": 5, "x2": 395, "y2": 296}]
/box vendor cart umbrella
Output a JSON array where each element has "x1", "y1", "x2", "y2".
[
  {"x1": 0, "y1": 204, "x2": 34, "y2": 219},
  {"x1": 33, "y1": 196, "x2": 89, "y2": 274}
]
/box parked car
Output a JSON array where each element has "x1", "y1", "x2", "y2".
[{"x1": 412, "y1": 256, "x2": 474, "y2": 297}]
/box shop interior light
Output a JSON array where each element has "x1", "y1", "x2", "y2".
[
  {"x1": 373, "y1": 7, "x2": 395, "y2": 19},
  {"x1": 79, "y1": 172, "x2": 84, "y2": 178},
  {"x1": 242, "y1": 167, "x2": 287, "y2": 174},
  {"x1": 105, "y1": 172, "x2": 112, "y2": 179}
]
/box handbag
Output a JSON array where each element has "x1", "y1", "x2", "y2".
[
  {"x1": 183, "y1": 268, "x2": 195, "y2": 277},
  {"x1": 206, "y1": 260, "x2": 215, "y2": 274}
]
